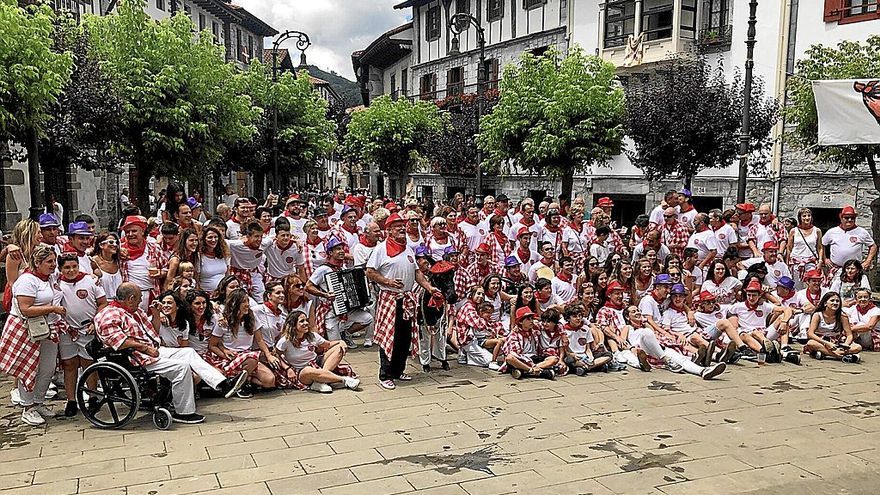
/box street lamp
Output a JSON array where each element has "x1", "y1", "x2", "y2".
[
  {"x1": 736, "y1": 0, "x2": 758, "y2": 204},
  {"x1": 448, "y1": 13, "x2": 485, "y2": 197},
  {"x1": 271, "y1": 30, "x2": 311, "y2": 193}
]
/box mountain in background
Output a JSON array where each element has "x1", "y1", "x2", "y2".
[{"x1": 305, "y1": 65, "x2": 362, "y2": 108}]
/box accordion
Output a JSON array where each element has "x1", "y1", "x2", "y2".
[{"x1": 324, "y1": 267, "x2": 372, "y2": 316}]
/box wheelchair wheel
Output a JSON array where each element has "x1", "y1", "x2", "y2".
[
  {"x1": 152, "y1": 407, "x2": 173, "y2": 430},
  {"x1": 76, "y1": 361, "x2": 141, "y2": 429}
]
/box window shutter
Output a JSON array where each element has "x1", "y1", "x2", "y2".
[{"x1": 823, "y1": 0, "x2": 842, "y2": 22}]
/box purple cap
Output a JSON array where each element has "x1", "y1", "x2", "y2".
[
  {"x1": 341, "y1": 205, "x2": 355, "y2": 217},
  {"x1": 325, "y1": 237, "x2": 346, "y2": 251},
  {"x1": 679, "y1": 188, "x2": 692, "y2": 198},
  {"x1": 504, "y1": 256, "x2": 521, "y2": 267},
  {"x1": 776, "y1": 276, "x2": 795, "y2": 291},
  {"x1": 415, "y1": 245, "x2": 429, "y2": 258},
  {"x1": 443, "y1": 245, "x2": 460, "y2": 255},
  {"x1": 670, "y1": 283, "x2": 687, "y2": 295},
  {"x1": 654, "y1": 274, "x2": 672, "y2": 285},
  {"x1": 38, "y1": 214, "x2": 61, "y2": 228},
  {"x1": 67, "y1": 221, "x2": 93, "y2": 236},
  {"x1": 187, "y1": 197, "x2": 201, "y2": 209}
]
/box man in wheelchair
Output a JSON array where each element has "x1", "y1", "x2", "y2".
[{"x1": 94, "y1": 283, "x2": 248, "y2": 424}]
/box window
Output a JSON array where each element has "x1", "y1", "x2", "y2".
[
  {"x1": 703, "y1": 0, "x2": 730, "y2": 30},
  {"x1": 390, "y1": 74, "x2": 397, "y2": 100},
  {"x1": 420, "y1": 73, "x2": 437, "y2": 100},
  {"x1": 212, "y1": 22, "x2": 220, "y2": 43},
  {"x1": 426, "y1": 6, "x2": 441, "y2": 41},
  {"x1": 488, "y1": 0, "x2": 503, "y2": 20},
  {"x1": 156, "y1": 0, "x2": 164, "y2": 11},
  {"x1": 248, "y1": 35, "x2": 254, "y2": 59},
  {"x1": 401, "y1": 68, "x2": 408, "y2": 96},
  {"x1": 183, "y1": 2, "x2": 191, "y2": 15},
  {"x1": 447, "y1": 67, "x2": 464, "y2": 96},
  {"x1": 456, "y1": 0, "x2": 469, "y2": 14},
  {"x1": 524, "y1": 0, "x2": 546, "y2": 10},
  {"x1": 530, "y1": 46, "x2": 549, "y2": 57},
  {"x1": 604, "y1": 1, "x2": 636, "y2": 48},
  {"x1": 199, "y1": 13, "x2": 206, "y2": 31},
  {"x1": 642, "y1": 0, "x2": 674, "y2": 41},
  {"x1": 483, "y1": 58, "x2": 500, "y2": 90},
  {"x1": 236, "y1": 29, "x2": 244, "y2": 62},
  {"x1": 825, "y1": 0, "x2": 880, "y2": 23}
]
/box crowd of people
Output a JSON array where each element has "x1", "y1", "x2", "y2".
[{"x1": 0, "y1": 184, "x2": 876, "y2": 428}]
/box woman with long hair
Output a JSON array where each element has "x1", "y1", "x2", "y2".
[
  {"x1": 186, "y1": 289, "x2": 218, "y2": 357},
  {"x1": 198, "y1": 226, "x2": 229, "y2": 294},
  {"x1": 207, "y1": 289, "x2": 276, "y2": 392},
  {"x1": 804, "y1": 292, "x2": 861, "y2": 362},
  {"x1": 610, "y1": 259, "x2": 637, "y2": 306},
  {"x1": 152, "y1": 290, "x2": 195, "y2": 348},
  {"x1": 509, "y1": 283, "x2": 539, "y2": 325},
  {"x1": 830, "y1": 259, "x2": 871, "y2": 306},
  {"x1": 562, "y1": 208, "x2": 588, "y2": 274},
  {"x1": 0, "y1": 245, "x2": 64, "y2": 425},
  {"x1": 213, "y1": 274, "x2": 242, "y2": 306},
  {"x1": 5, "y1": 219, "x2": 43, "y2": 297},
  {"x1": 634, "y1": 258, "x2": 654, "y2": 299},
  {"x1": 700, "y1": 259, "x2": 742, "y2": 307},
  {"x1": 482, "y1": 273, "x2": 513, "y2": 331},
  {"x1": 590, "y1": 271, "x2": 609, "y2": 309},
  {"x1": 786, "y1": 207, "x2": 824, "y2": 290},
  {"x1": 282, "y1": 274, "x2": 311, "y2": 315},
  {"x1": 165, "y1": 228, "x2": 200, "y2": 290},
  {"x1": 274, "y1": 311, "x2": 359, "y2": 392},
  {"x1": 160, "y1": 181, "x2": 186, "y2": 224},
  {"x1": 253, "y1": 281, "x2": 287, "y2": 349},
  {"x1": 846, "y1": 288, "x2": 880, "y2": 352},
  {"x1": 484, "y1": 215, "x2": 510, "y2": 270},
  {"x1": 92, "y1": 232, "x2": 124, "y2": 301}
]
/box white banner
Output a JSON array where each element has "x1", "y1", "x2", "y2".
[{"x1": 812, "y1": 79, "x2": 880, "y2": 146}]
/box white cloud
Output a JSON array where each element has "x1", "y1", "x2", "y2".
[{"x1": 236, "y1": 0, "x2": 411, "y2": 79}]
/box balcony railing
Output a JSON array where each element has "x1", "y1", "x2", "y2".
[
  {"x1": 696, "y1": 24, "x2": 732, "y2": 53},
  {"x1": 412, "y1": 79, "x2": 502, "y2": 104}
]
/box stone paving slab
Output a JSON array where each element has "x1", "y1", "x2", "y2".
[{"x1": 1, "y1": 346, "x2": 879, "y2": 494}]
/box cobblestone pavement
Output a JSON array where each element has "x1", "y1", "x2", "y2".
[{"x1": 1, "y1": 348, "x2": 878, "y2": 495}]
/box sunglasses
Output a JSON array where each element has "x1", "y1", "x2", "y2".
[
  {"x1": 292, "y1": 284, "x2": 305, "y2": 289},
  {"x1": 842, "y1": 216, "x2": 856, "y2": 220},
  {"x1": 663, "y1": 214, "x2": 675, "y2": 218},
  {"x1": 100, "y1": 239, "x2": 118, "y2": 246},
  {"x1": 588, "y1": 262, "x2": 599, "y2": 266}
]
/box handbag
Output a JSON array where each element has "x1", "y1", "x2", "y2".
[{"x1": 26, "y1": 316, "x2": 50, "y2": 341}]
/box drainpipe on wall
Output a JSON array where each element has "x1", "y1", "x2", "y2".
[{"x1": 771, "y1": 0, "x2": 795, "y2": 214}]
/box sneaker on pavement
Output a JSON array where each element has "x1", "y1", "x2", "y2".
[
  {"x1": 635, "y1": 348, "x2": 652, "y2": 372},
  {"x1": 440, "y1": 360, "x2": 450, "y2": 371},
  {"x1": 32, "y1": 404, "x2": 56, "y2": 418},
  {"x1": 574, "y1": 366, "x2": 587, "y2": 376},
  {"x1": 666, "y1": 361, "x2": 685, "y2": 373},
  {"x1": 811, "y1": 350, "x2": 825, "y2": 360},
  {"x1": 44, "y1": 384, "x2": 57, "y2": 400},
  {"x1": 738, "y1": 346, "x2": 758, "y2": 361},
  {"x1": 701, "y1": 362, "x2": 726, "y2": 380},
  {"x1": 64, "y1": 401, "x2": 78, "y2": 417},
  {"x1": 10, "y1": 388, "x2": 22, "y2": 406},
  {"x1": 342, "y1": 376, "x2": 360, "y2": 390},
  {"x1": 488, "y1": 362, "x2": 502, "y2": 371},
  {"x1": 236, "y1": 384, "x2": 254, "y2": 399},
  {"x1": 21, "y1": 409, "x2": 44, "y2": 426},
  {"x1": 220, "y1": 371, "x2": 249, "y2": 399},
  {"x1": 539, "y1": 369, "x2": 556, "y2": 380},
  {"x1": 363, "y1": 340, "x2": 373, "y2": 348},
  {"x1": 842, "y1": 354, "x2": 860, "y2": 364},
  {"x1": 397, "y1": 373, "x2": 413, "y2": 381},
  {"x1": 378, "y1": 379, "x2": 396, "y2": 390},
  {"x1": 422, "y1": 364, "x2": 431, "y2": 373},
  {"x1": 717, "y1": 343, "x2": 738, "y2": 365},
  {"x1": 341, "y1": 332, "x2": 357, "y2": 349},
  {"x1": 783, "y1": 351, "x2": 802, "y2": 365},
  {"x1": 309, "y1": 382, "x2": 333, "y2": 393},
  {"x1": 510, "y1": 368, "x2": 523, "y2": 380},
  {"x1": 693, "y1": 344, "x2": 708, "y2": 366},
  {"x1": 704, "y1": 341, "x2": 716, "y2": 367},
  {"x1": 172, "y1": 413, "x2": 205, "y2": 424}
]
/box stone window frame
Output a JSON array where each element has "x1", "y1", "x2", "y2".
[
  {"x1": 488, "y1": 0, "x2": 504, "y2": 21},
  {"x1": 426, "y1": 5, "x2": 442, "y2": 41}
]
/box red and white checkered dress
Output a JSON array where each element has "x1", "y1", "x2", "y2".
[
  {"x1": 0, "y1": 316, "x2": 62, "y2": 391},
  {"x1": 373, "y1": 290, "x2": 419, "y2": 359},
  {"x1": 484, "y1": 231, "x2": 510, "y2": 270},
  {"x1": 94, "y1": 302, "x2": 160, "y2": 367},
  {"x1": 203, "y1": 348, "x2": 261, "y2": 377},
  {"x1": 660, "y1": 222, "x2": 691, "y2": 258}
]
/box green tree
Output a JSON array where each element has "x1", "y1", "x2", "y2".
[
  {"x1": 784, "y1": 35, "x2": 880, "y2": 239},
  {"x1": 0, "y1": 0, "x2": 72, "y2": 218},
  {"x1": 478, "y1": 47, "x2": 625, "y2": 201},
  {"x1": 625, "y1": 56, "x2": 777, "y2": 189},
  {"x1": 226, "y1": 62, "x2": 335, "y2": 197},
  {"x1": 343, "y1": 95, "x2": 444, "y2": 190},
  {"x1": 425, "y1": 91, "x2": 499, "y2": 176},
  {"x1": 86, "y1": 1, "x2": 259, "y2": 212},
  {"x1": 41, "y1": 15, "x2": 123, "y2": 224}
]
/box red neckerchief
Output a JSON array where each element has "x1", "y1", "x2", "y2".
[
  {"x1": 517, "y1": 247, "x2": 532, "y2": 262},
  {"x1": 326, "y1": 207, "x2": 335, "y2": 216},
  {"x1": 262, "y1": 224, "x2": 271, "y2": 234},
  {"x1": 651, "y1": 291, "x2": 665, "y2": 303},
  {"x1": 637, "y1": 273, "x2": 652, "y2": 285},
  {"x1": 806, "y1": 289, "x2": 821, "y2": 306},
  {"x1": 433, "y1": 231, "x2": 449, "y2": 243},
  {"x1": 306, "y1": 235, "x2": 322, "y2": 247},
  {"x1": 493, "y1": 208, "x2": 505, "y2": 217},
  {"x1": 359, "y1": 234, "x2": 376, "y2": 248},
  {"x1": 563, "y1": 322, "x2": 582, "y2": 332},
  {"x1": 536, "y1": 292, "x2": 550, "y2": 303},
  {"x1": 24, "y1": 269, "x2": 50, "y2": 282},
  {"x1": 462, "y1": 217, "x2": 478, "y2": 226},
  {"x1": 840, "y1": 222, "x2": 855, "y2": 232},
  {"x1": 386, "y1": 236, "x2": 406, "y2": 257},
  {"x1": 592, "y1": 237, "x2": 604, "y2": 245},
  {"x1": 122, "y1": 237, "x2": 146, "y2": 260},
  {"x1": 857, "y1": 302, "x2": 876, "y2": 315},
  {"x1": 545, "y1": 223, "x2": 560, "y2": 233},
  {"x1": 711, "y1": 221, "x2": 727, "y2": 232},
  {"x1": 264, "y1": 301, "x2": 281, "y2": 316},
  {"x1": 521, "y1": 216, "x2": 534, "y2": 227},
  {"x1": 745, "y1": 297, "x2": 761, "y2": 312},
  {"x1": 63, "y1": 242, "x2": 86, "y2": 257},
  {"x1": 760, "y1": 214, "x2": 775, "y2": 226},
  {"x1": 61, "y1": 272, "x2": 87, "y2": 284},
  {"x1": 325, "y1": 258, "x2": 343, "y2": 270},
  {"x1": 244, "y1": 239, "x2": 261, "y2": 251},
  {"x1": 342, "y1": 223, "x2": 358, "y2": 234},
  {"x1": 557, "y1": 271, "x2": 572, "y2": 283},
  {"x1": 482, "y1": 208, "x2": 492, "y2": 217},
  {"x1": 230, "y1": 215, "x2": 242, "y2": 225},
  {"x1": 669, "y1": 302, "x2": 687, "y2": 313},
  {"x1": 275, "y1": 238, "x2": 294, "y2": 251},
  {"x1": 680, "y1": 205, "x2": 694, "y2": 213},
  {"x1": 603, "y1": 300, "x2": 624, "y2": 310},
  {"x1": 493, "y1": 230, "x2": 506, "y2": 246}
]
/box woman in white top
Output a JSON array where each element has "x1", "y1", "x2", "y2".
[
  {"x1": 253, "y1": 281, "x2": 287, "y2": 349},
  {"x1": 198, "y1": 226, "x2": 229, "y2": 294},
  {"x1": 282, "y1": 274, "x2": 311, "y2": 315},
  {"x1": 700, "y1": 260, "x2": 742, "y2": 308},
  {"x1": 207, "y1": 289, "x2": 277, "y2": 391},
  {"x1": 0, "y1": 245, "x2": 64, "y2": 426},
  {"x1": 829, "y1": 259, "x2": 871, "y2": 306},
  {"x1": 152, "y1": 290, "x2": 193, "y2": 348},
  {"x1": 92, "y1": 232, "x2": 124, "y2": 301},
  {"x1": 186, "y1": 289, "x2": 218, "y2": 357},
  {"x1": 804, "y1": 292, "x2": 861, "y2": 362},
  {"x1": 426, "y1": 216, "x2": 457, "y2": 262},
  {"x1": 165, "y1": 228, "x2": 199, "y2": 290},
  {"x1": 274, "y1": 310, "x2": 359, "y2": 393},
  {"x1": 846, "y1": 288, "x2": 880, "y2": 352},
  {"x1": 483, "y1": 274, "x2": 512, "y2": 331},
  {"x1": 561, "y1": 209, "x2": 588, "y2": 274},
  {"x1": 786, "y1": 208, "x2": 824, "y2": 290}
]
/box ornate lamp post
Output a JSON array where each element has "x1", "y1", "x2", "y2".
[
  {"x1": 736, "y1": 0, "x2": 758, "y2": 203},
  {"x1": 448, "y1": 13, "x2": 486, "y2": 197},
  {"x1": 271, "y1": 30, "x2": 311, "y2": 192}
]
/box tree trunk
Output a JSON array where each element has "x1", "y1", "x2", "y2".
[
  {"x1": 560, "y1": 166, "x2": 575, "y2": 204},
  {"x1": 135, "y1": 160, "x2": 152, "y2": 217},
  {"x1": 253, "y1": 169, "x2": 265, "y2": 200},
  {"x1": 866, "y1": 155, "x2": 880, "y2": 288},
  {"x1": 25, "y1": 128, "x2": 43, "y2": 221},
  {"x1": 683, "y1": 175, "x2": 693, "y2": 191}
]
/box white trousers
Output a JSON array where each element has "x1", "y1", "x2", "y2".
[
  {"x1": 18, "y1": 340, "x2": 59, "y2": 406},
  {"x1": 145, "y1": 347, "x2": 227, "y2": 415},
  {"x1": 326, "y1": 309, "x2": 373, "y2": 341},
  {"x1": 418, "y1": 324, "x2": 447, "y2": 365}
]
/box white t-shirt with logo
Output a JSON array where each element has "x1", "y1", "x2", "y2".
[
  {"x1": 742, "y1": 257, "x2": 791, "y2": 287},
  {"x1": 823, "y1": 226, "x2": 874, "y2": 266},
  {"x1": 58, "y1": 275, "x2": 106, "y2": 329},
  {"x1": 264, "y1": 239, "x2": 304, "y2": 279},
  {"x1": 366, "y1": 242, "x2": 417, "y2": 293},
  {"x1": 727, "y1": 301, "x2": 775, "y2": 332},
  {"x1": 276, "y1": 333, "x2": 326, "y2": 369},
  {"x1": 566, "y1": 326, "x2": 594, "y2": 355},
  {"x1": 687, "y1": 229, "x2": 720, "y2": 260}
]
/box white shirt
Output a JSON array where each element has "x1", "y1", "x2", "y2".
[
  {"x1": 700, "y1": 277, "x2": 741, "y2": 306},
  {"x1": 11, "y1": 273, "x2": 61, "y2": 324},
  {"x1": 566, "y1": 325, "x2": 594, "y2": 355},
  {"x1": 824, "y1": 226, "x2": 874, "y2": 266},
  {"x1": 263, "y1": 239, "x2": 304, "y2": 279},
  {"x1": 253, "y1": 304, "x2": 286, "y2": 348},
  {"x1": 212, "y1": 322, "x2": 255, "y2": 352},
  {"x1": 638, "y1": 294, "x2": 666, "y2": 325},
  {"x1": 199, "y1": 255, "x2": 228, "y2": 293},
  {"x1": 677, "y1": 207, "x2": 697, "y2": 229},
  {"x1": 727, "y1": 301, "x2": 775, "y2": 331},
  {"x1": 846, "y1": 305, "x2": 880, "y2": 333},
  {"x1": 352, "y1": 242, "x2": 377, "y2": 267},
  {"x1": 713, "y1": 223, "x2": 738, "y2": 254},
  {"x1": 58, "y1": 275, "x2": 106, "y2": 329},
  {"x1": 551, "y1": 275, "x2": 577, "y2": 303},
  {"x1": 458, "y1": 220, "x2": 488, "y2": 253},
  {"x1": 687, "y1": 229, "x2": 720, "y2": 260},
  {"x1": 276, "y1": 333, "x2": 326, "y2": 369},
  {"x1": 228, "y1": 239, "x2": 264, "y2": 270},
  {"x1": 742, "y1": 257, "x2": 791, "y2": 288},
  {"x1": 366, "y1": 241, "x2": 417, "y2": 293}
]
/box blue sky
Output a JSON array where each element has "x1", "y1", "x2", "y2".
[{"x1": 238, "y1": 0, "x2": 411, "y2": 80}]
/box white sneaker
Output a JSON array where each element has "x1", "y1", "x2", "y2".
[
  {"x1": 21, "y1": 409, "x2": 45, "y2": 426},
  {"x1": 44, "y1": 385, "x2": 57, "y2": 400},
  {"x1": 363, "y1": 340, "x2": 373, "y2": 348},
  {"x1": 488, "y1": 362, "x2": 502, "y2": 371},
  {"x1": 342, "y1": 376, "x2": 360, "y2": 390},
  {"x1": 32, "y1": 404, "x2": 56, "y2": 417},
  {"x1": 10, "y1": 388, "x2": 22, "y2": 406},
  {"x1": 309, "y1": 382, "x2": 333, "y2": 393}
]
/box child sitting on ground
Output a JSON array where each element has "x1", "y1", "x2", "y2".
[
  {"x1": 503, "y1": 307, "x2": 558, "y2": 380},
  {"x1": 476, "y1": 301, "x2": 507, "y2": 370},
  {"x1": 562, "y1": 303, "x2": 612, "y2": 375}
]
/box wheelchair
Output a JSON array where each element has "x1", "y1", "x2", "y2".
[{"x1": 75, "y1": 338, "x2": 175, "y2": 430}]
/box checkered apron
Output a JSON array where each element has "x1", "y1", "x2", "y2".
[
  {"x1": 204, "y1": 348, "x2": 262, "y2": 377},
  {"x1": 373, "y1": 290, "x2": 419, "y2": 359},
  {"x1": 0, "y1": 315, "x2": 60, "y2": 391},
  {"x1": 823, "y1": 263, "x2": 842, "y2": 289},
  {"x1": 789, "y1": 256, "x2": 817, "y2": 286},
  {"x1": 276, "y1": 358, "x2": 357, "y2": 391},
  {"x1": 314, "y1": 299, "x2": 333, "y2": 337}
]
